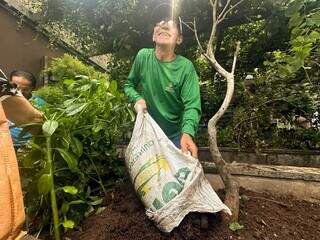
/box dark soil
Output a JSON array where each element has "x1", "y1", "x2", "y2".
[{"x1": 65, "y1": 185, "x2": 320, "y2": 240}]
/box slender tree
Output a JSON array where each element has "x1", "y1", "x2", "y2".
[{"x1": 183, "y1": 0, "x2": 244, "y2": 222}]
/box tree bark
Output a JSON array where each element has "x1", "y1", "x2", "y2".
[
  {"x1": 183, "y1": 0, "x2": 243, "y2": 223},
  {"x1": 205, "y1": 0, "x2": 243, "y2": 223}
]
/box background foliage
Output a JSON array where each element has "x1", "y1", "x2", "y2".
[{"x1": 22, "y1": 0, "x2": 319, "y2": 150}]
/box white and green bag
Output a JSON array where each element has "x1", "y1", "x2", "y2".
[{"x1": 125, "y1": 110, "x2": 231, "y2": 232}]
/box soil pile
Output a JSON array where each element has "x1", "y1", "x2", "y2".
[{"x1": 66, "y1": 185, "x2": 320, "y2": 240}]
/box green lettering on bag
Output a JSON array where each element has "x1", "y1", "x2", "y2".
[
  {"x1": 174, "y1": 167, "x2": 191, "y2": 186},
  {"x1": 152, "y1": 198, "x2": 164, "y2": 210},
  {"x1": 162, "y1": 181, "x2": 183, "y2": 204}
]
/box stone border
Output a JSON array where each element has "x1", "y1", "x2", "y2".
[{"x1": 202, "y1": 162, "x2": 320, "y2": 182}]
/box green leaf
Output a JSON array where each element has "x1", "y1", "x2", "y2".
[
  {"x1": 63, "y1": 99, "x2": 76, "y2": 107},
  {"x1": 75, "y1": 74, "x2": 89, "y2": 79},
  {"x1": 65, "y1": 103, "x2": 88, "y2": 116},
  {"x1": 38, "y1": 174, "x2": 52, "y2": 195},
  {"x1": 42, "y1": 120, "x2": 59, "y2": 137},
  {"x1": 62, "y1": 186, "x2": 78, "y2": 195},
  {"x1": 285, "y1": 0, "x2": 303, "y2": 17},
  {"x1": 85, "y1": 205, "x2": 95, "y2": 217},
  {"x1": 108, "y1": 80, "x2": 118, "y2": 94},
  {"x1": 95, "y1": 206, "x2": 106, "y2": 215},
  {"x1": 306, "y1": 12, "x2": 320, "y2": 27},
  {"x1": 69, "y1": 200, "x2": 85, "y2": 205},
  {"x1": 63, "y1": 79, "x2": 75, "y2": 86},
  {"x1": 61, "y1": 137, "x2": 70, "y2": 149},
  {"x1": 128, "y1": 108, "x2": 135, "y2": 122},
  {"x1": 71, "y1": 137, "x2": 83, "y2": 157},
  {"x1": 308, "y1": 31, "x2": 320, "y2": 42},
  {"x1": 62, "y1": 220, "x2": 75, "y2": 229},
  {"x1": 229, "y1": 222, "x2": 244, "y2": 232},
  {"x1": 61, "y1": 202, "x2": 70, "y2": 215},
  {"x1": 61, "y1": 199, "x2": 85, "y2": 215},
  {"x1": 289, "y1": 13, "x2": 303, "y2": 29},
  {"x1": 56, "y1": 148, "x2": 78, "y2": 172},
  {"x1": 89, "y1": 198, "x2": 103, "y2": 206}
]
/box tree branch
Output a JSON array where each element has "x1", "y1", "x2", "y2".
[
  {"x1": 217, "y1": 0, "x2": 232, "y2": 21},
  {"x1": 217, "y1": 0, "x2": 245, "y2": 24},
  {"x1": 207, "y1": 0, "x2": 218, "y2": 58},
  {"x1": 231, "y1": 41, "x2": 241, "y2": 74},
  {"x1": 180, "y1": 19, "x2": 211, "y2": 61}
]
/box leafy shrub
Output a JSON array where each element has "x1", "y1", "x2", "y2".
[
  {"x1": 46, "y1": 54, "x2": 106, "y2": 81},
  {"x1": 22, "y1": 55, "x2": 134, "y2": 238}
]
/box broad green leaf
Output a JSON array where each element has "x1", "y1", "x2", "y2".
[
  {"x1": 42, "y1": 120, "x2": 59, "y2": 137},
  {"x1": 285, "y1": 0, "x2": 303, "y2": 17},
  {"x1": 289, "y1": 13, "x2": 303, "y2": 29},
  {"x1": 65, "y1": 103, "x2": 88, "y2": 116},
  {"x1": 56, "y1": 148, "x2": 78, "y2": 172},
  {"x1": 104, "y1": 80, "x2": 110, "y2": 89},
  {"x1": 108, "y1": 80, "x2": 118, "y2": 94},
  {"x1": 71, "y1": 137, "x2": 83, "y2": 157},
  {"x1": 62, "y1": 186, "x2": 78, "y2": 195},
  {"x1": 62, "y1": 220, "x2": 75, "y2": 229},
  {"x1": 306, "y1": 12, "x2": 320, "y2": 27},
  {"x1": 63, "y1": 79, "x2": 75, "y2": 86},
  {"x1": 38, "y1": 174, "x2": 51, "y2": 195},
  {"x1": 63, "y1": 99, "x2": 76, "y2": 107}
]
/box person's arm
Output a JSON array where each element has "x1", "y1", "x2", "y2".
[
  {"x1": 124, "y1": 50, "x2": 143, "y2": 104},
  {"x1": 180, "y1": 64, "x2": 201, "y2": 158},
  {"x1": 180, "y1": 66, "x2": 201, "y2": 138},
  {"x1": 2, "y1": 96, "x2": 42, "y2": 126}
]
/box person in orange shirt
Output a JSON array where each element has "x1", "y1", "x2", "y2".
[{"x1": 0, "y1": 77, "x2": 41, "y2": 240}]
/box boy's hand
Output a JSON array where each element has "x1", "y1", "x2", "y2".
[
  {"x1": 181, "y1": 133, "x2": 198, "y2": 158},
  {"x1": 134, "y1": 99, "x2": 147, "y2": 113}
]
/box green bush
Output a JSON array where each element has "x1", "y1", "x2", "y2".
[{"x1": 22, "y1": 55, "x2": 134, "y2": 238}]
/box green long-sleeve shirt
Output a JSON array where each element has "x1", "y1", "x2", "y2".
[{"x1": 124, "y1": 48, "x2": 201, "y2": 138}]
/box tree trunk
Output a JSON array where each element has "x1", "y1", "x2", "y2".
[{"x1": 207, "y1": 70, "x2": 239, "y2": 223}]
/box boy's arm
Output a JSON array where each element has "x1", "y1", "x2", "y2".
[
  {"x1": 124, "y1": 51, "x2": 143, "y2": 104},
  {"x1": 180, "y1": 66, "x2": 202, "y2": 138}
]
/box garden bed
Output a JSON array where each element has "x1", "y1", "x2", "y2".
[{"x1": 64, "y1": 184, "x2": 320, "y2": 240}]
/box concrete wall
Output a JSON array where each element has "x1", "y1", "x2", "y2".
[
  {"x1": 199, "y1": 147, "x2": 320, "y2": 168},
  {"x1": 0, "y1": 4, "x2": 66, "y2": 83}
]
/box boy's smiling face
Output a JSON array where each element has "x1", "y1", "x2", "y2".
[{"x1": 152, "y1": 20, "x2": 182, "y2": 48}]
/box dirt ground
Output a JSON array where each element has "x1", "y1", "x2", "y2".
[{"x1": 65, "y1": 185, "x2": 320, "y2": 240}]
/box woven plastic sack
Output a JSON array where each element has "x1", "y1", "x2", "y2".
[
  {"x1": 0, "y1": 103, "x2": 25, "y2": 240},
  {"x1": 125, "y1": 111, "x2": 231, "y2": 232}
]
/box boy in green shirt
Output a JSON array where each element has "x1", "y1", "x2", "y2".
[{"x1": 124, "y1": 19, "x2": 201, "y2": 158}]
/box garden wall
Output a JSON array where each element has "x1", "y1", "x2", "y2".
[
  {"x1": 0, "y1": 2, "x2": 66, "y2": 82},
  {"x1": 199, "y1": 147, "x2": 320, "y2": 167}
]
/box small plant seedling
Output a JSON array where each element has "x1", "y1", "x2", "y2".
[
  {"x1": 240, "y1": 194, "x2": 250, "y2": 204},
  {"x1": 229, "y1": 222, "x2": 244, "y2": 234}
]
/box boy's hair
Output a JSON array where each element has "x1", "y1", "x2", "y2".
[{"x1": 10, "y1": 70, "x2": 37, "y2": 89}]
